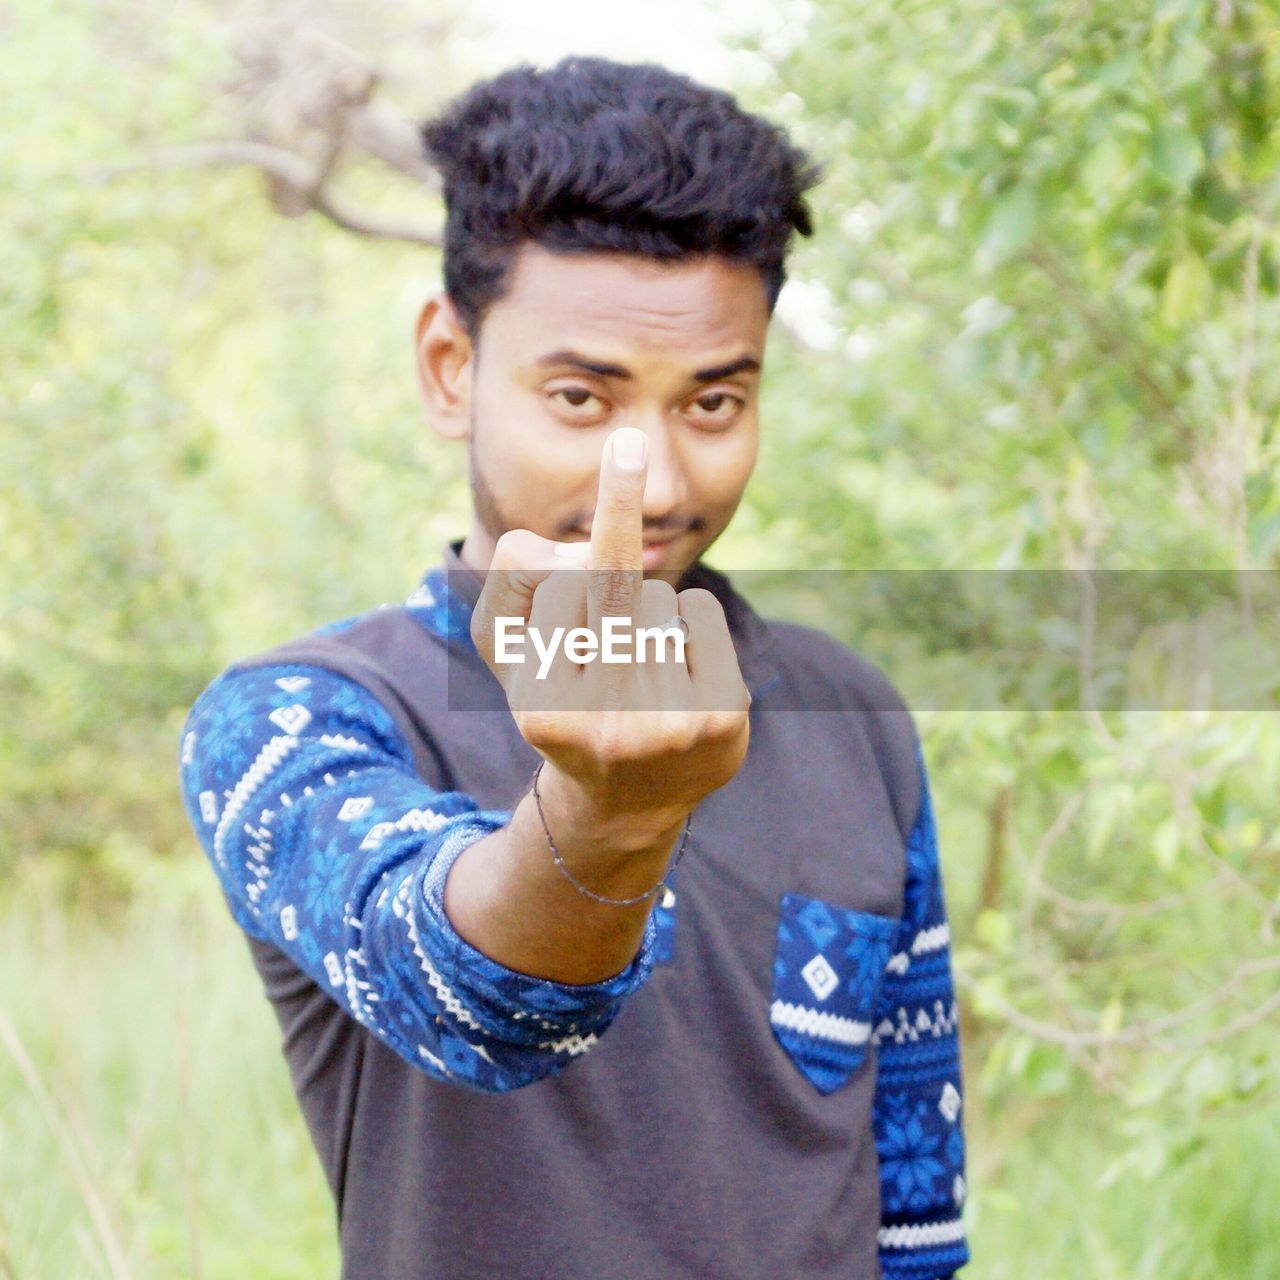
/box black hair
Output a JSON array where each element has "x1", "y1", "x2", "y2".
[{"x1": 420, "y1": 56, "x2": 823, "y2": 337}]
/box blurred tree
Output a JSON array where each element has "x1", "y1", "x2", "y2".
[
  {"x1": 123, "y1": 9, "x2": 446, "y2": 244},
  {"x1": 728, "y1": 0, "x2": 1280, "y2": 1219},
  {"x1": 0, "y1": 0, "x2": 479, "y2": 882}
]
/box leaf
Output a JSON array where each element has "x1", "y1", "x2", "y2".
[
  {"x1": 1087, "y1": 793, "x2": 1119, "y2": 864},
  {"x1": 1081, "y1": 137, "x2": 1130, "y2": 201},
  {"x1": 1160, "y1": 252, "x2": 1211, "y2": 325},
  {"x1": 1186, "y1": 1054, "x2": 1231, "y2": 1106},
  {"x1": 1097, "y1": 51, "x2": 1141, "y2": 91},
  {"x1": 1236, "y1": 818, "x2": 1263, "y2": 849},
  {"x1": 978, "y1": 184, "x2": 1037, "y2": 269},
  {"x1": 1152, "y1": 121, "x2": 1204, "y2": 188},
  {"x1": 1098, "y1": 996, "x2": 1125, "y2": 1038},
  {"x1": 1153, "y1": 816, "x2": 1180, "y2": 869}
]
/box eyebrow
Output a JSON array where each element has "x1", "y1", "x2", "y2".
[{"x1": 534, "y1": 349, "x2": 762, "y2": 383}]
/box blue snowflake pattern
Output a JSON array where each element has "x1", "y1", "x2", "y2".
[
  {"x1": 178, "y1": 659, "x2": 657, "y2": 1093},
  {"x1": 876, "y1": 1093, "x2": 949, "y2": 1214}
]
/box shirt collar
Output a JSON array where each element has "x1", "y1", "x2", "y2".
[{"x1": 406, "y1": 540, "x2": 780, "y2": 697}]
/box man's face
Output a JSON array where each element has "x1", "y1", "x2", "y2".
[{"x1": 418, "y1": 243, "x2": 771, "y2": 586}]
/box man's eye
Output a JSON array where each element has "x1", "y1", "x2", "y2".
[
  {"x1": 551, "y1": 387, "x2": 602, "y2": 411},
  {"x1": 691, "y1": 392, "x2": 744, "y2": 423}
]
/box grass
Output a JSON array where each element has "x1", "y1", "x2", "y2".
[
  {"x1": 1, "y1": 855, "x2": 1275, "y2": 1279},
  {"x1": 0, "y1": 860, "x2": 336, "y2": 1279},
  {"x1": 966, "y1": 1091, "x2": 1275, "y2": 1280}
]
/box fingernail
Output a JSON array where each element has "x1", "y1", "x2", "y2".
[
  {"x1": 609, "y1": 427, "x2": 646, "y2": 472},
  {"x1": 554, "y1": 541, "x2": 590, "y2": 559}
]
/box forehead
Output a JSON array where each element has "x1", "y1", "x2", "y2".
[{"x1": 477, "y1": 243, "x2": 770, "y2": 365}]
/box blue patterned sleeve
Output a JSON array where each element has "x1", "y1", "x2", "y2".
[
  {"x1": 872, "y1": 752, "x2": 971, "y2": 1278},
  {"x1": 178, "y1": 662, "x2": 657, "y2": 1093}
]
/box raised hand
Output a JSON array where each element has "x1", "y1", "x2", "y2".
[
  {"x1": 471, "y1": 425, "x2": 751, "y2": 827},
  {"x1": 448, "y1": 427, "x2": 752, "y2": 981}
]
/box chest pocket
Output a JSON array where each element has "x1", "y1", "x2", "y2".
[{"x1": 770, "y1": 892, "x2": 900, "y2": 1095}]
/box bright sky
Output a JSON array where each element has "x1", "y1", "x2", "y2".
[{"x1": 460, "y1": 0, "x2": 804, "y2": 86}]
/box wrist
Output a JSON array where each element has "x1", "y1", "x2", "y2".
[
  {"x1": 531, "y1": 761, "x2": 691, "y2": 908},
  {"x1": 532, "y1": 760, "x2": 688, "y2": 862}
]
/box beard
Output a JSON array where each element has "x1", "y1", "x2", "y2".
[
  {"x1": 464, "y1": 404, "x2": 713, "y2": 579},
  {"x1": 467, "y1": 434, "x2": 516, "y2": 546},
  {"x1": 467, "y1": 404, "x2": 584, "y2": 544}
]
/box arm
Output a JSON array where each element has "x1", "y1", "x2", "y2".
[
  {"x1": 181, "y1": 430, "x2": 750, "y2": 1089},
  {"x1": 179, "y1": 661, "x2": 659, "y2": 1093},
  {"x1": 448, "y1": 426, "x2": 751, "y2": 984},
  {"x1": 444, "y1": 753, "x2": 691, "y2": 985},
  {"x1": 873, "y1": 751, "x2": 971, "y2": 1278}
]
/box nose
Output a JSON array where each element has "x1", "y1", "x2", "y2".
[{"x1": 632, "y1": 415, "x2": 686, "y2": 525}]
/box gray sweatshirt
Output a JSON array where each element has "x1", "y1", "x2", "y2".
[{"x1": 178, "y1": 546, "x2": 970, "y2": 1279}]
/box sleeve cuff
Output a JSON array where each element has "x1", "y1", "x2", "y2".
[{"x1": 415, "y1": 816, "x2": 659, "y2": 1043}]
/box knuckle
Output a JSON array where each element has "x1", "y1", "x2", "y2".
[
  {"x1": 546, "y1": 566, "x2": 586, "y2": 596},
  {"x1": 589, "y1": 567, "x2": 640, "y2": 614},
  {"x1": 676, "y1": 586, "x2": 724, "y2": 622},
  {"x1": 591, "y1": 718, "x2": 634, "y2": 765},
  {"x1": 701, "y1": 707, "x2": 748, "y2": 741},
  {"x1": 666, "y1": 716, "x2": 701, "y2": 754},
  {"x1": 639, "y1": 579, "x2": 678, "y2": 613},
  {"x1": 515, "y1": 709, "x2": 566, "y2": 751},
  {"x1": 491, "y1": 530, "x2": 522, "y2": 563},
  {"x1": 601, "y1": 481, "x2": 642, "y2": 514}
]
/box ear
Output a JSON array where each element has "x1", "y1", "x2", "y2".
[{"x1": 413, "y1": 292, "x2": 473, "y2": 441}]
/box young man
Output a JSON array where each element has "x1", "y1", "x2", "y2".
[{"x1": 179, "y1": 57, "x2": 970, "y2": 1279}]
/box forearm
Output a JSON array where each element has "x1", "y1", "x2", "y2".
[
  {"x1": 451, "y1": 440, "x2": 750, "y2": 986},
  {"x1": 182, "y1": 663, "x2": 659, "y2": 1092},
  {"x1": 443, "y1": 762, "x2": 688, "y2": 985}
]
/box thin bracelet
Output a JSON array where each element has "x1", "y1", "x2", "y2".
[{"x1": 531, "y1": 761, "x2": 691, "y2": 906}]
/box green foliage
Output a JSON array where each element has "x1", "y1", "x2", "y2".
[
  {"x1": 0, "y1": 863, "x2": 337, "y2": 1276},
  {"x1": 1, "y1": 0, "x2": 475, "y2": 873},
  {"x1": 721, "y1": 2, "x2": 1280, "y2": 1271},
  {"x1": 728, "y1": 0, "x2": 1280, "y2": 571}
]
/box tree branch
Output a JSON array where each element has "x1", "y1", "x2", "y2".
[
  {"x1": 965, "y1": 954, "x2": 1280, "y2": 1049},
  {"x1": 88, "y1": 139, "x2": 442, "y2": 248}
]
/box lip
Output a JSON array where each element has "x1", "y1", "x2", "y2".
[{"x1": 641, "y1": 537, "x2": 679, "y2": 570}]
